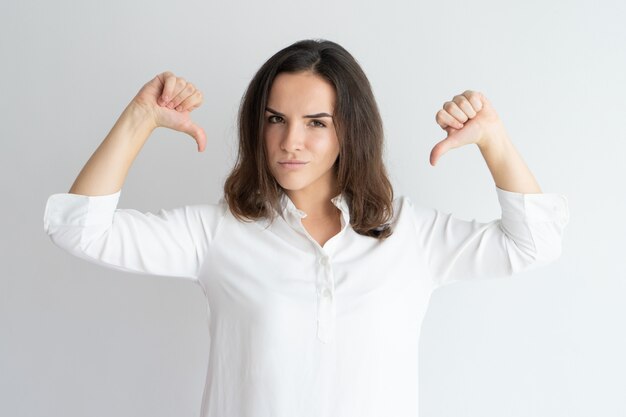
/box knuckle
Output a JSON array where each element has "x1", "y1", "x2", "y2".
[
  {"x1": 453, "y1": 95, "x2": 468, "y2": 104},
  {"x1": 443, "y1": 101, "x2": 455, "y2": 111}
]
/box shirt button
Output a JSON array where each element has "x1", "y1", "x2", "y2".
[
  {"x1": 318, "y1": 255, "x2": 330, "y2": 266},
  {"x1": 321, "y1": 288, "x2": 332, "y2": 298}
]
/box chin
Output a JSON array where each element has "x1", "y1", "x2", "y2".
[{"x1": 275, "y1": 179, "x2": 311, "y2": 192}]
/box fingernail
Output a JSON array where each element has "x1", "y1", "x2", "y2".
[{"x1": 167, "y1": 102, "x2": 175, "y2": 109}]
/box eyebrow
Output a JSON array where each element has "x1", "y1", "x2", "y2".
[{"x1": 265, "y1": 107, "x2": 333, "y2": 119}]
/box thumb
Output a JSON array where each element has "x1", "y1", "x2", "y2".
[
  {"x1": 429, "y1": 136, "x2": 454, "y2": 166},
  {"x1": 430, "y1": 126, "x2": 463, "y2": 166},
  {"x1": 180, "y1": 122, "x2": 207, "y2": 152}
]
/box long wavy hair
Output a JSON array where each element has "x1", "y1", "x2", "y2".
[{"x1": 223, "y1": 38, "x2": 394, "y2": 240}]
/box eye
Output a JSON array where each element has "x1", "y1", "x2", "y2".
[
  {"x1": 268, "y1": 115, "x2": 284, "y2": 123},
  {"x1": 311, "y1": 119, "x2": 326, "y2": 128}
]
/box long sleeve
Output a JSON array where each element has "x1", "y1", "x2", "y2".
[
  {"x1": 410, "y1": 186, "x2": 570, "y2": 290},
  {"x1": 43, "y1": 189, "x2": 225, "y2": 281}
]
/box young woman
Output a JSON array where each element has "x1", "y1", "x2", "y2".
[{"x1": 44, "y1": 39, "x2": 569, "y2": 417}]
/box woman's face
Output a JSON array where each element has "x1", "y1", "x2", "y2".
[{"x1": 263, "y1": 71, "x2": 340, "y2": 198}]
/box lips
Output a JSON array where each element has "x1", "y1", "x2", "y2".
[
  {"x1": 278, "y1": 160, "x2": 309, "y2": 169},
  {"x1": 279, "y1": 160, "x2": 308, "y2": 164}
]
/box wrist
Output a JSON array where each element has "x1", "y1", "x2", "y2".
[
  {"x1": 124, "y1": 101, "x2": 159, "y2": 132},
  {"x1": 110, "y1": 102, "x2": 158, "y2": 148},
  {"x1": 476, "y1": 122, "x2": 509, "y2": 152}
]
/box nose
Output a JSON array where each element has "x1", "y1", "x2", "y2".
[{"x1": 280, "y1": 122, "x2": 304, "y2": 152}]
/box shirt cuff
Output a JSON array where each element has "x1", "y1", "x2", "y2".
[
  {"x1": 495, "y1": 185, "x2": 570, "y2": 226},
  {"x1": 43, "y1": 189, "x2": 122, "y2": 232}
]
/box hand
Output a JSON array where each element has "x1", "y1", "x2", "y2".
[
  {"x1": 132, "y1": 71, "x2": 207, "y2": 152},
  {"x1": 430, "y1": 90, "x2": 505, "y2": 166}
]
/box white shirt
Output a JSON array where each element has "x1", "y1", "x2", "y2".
[{"x1": 43, "y1": 186, "x2": 569, "y2": 417}]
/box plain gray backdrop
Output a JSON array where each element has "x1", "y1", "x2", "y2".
[{"x1": 1, "y1": 0, "x2": 625, "y2": 416}]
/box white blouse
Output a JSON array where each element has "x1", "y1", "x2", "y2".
[{"x1": 43, "y1": 186, "x2": 569, "y2": 417}]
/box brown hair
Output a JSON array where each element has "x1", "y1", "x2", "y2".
[{"x1": 223, "y1": 38, "x2": 394, "y2": 239}]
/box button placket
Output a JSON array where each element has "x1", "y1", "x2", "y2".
[{"x1": 316, "y1": 254, "x2": 336, "y2": 343}]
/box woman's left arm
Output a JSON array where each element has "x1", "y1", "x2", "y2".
[
  {"x1": 422, "y1": 90, "x2": 569, "y2": 289},
  {"x1": 429, "y1": 90, "x2": 542, "y2": 194}
]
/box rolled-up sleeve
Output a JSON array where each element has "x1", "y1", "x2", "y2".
[
  {"x1": 43, "y1": 189, "x2": 223, "y2": 281},
  {"x1": 411, "y1": 186, "x2": 570, "y2": 290}
]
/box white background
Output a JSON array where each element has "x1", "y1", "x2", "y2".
[{"x1": 1, "y1": 0, "x2": 624, "y2": 416}]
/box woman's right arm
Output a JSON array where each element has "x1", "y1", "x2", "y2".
[
  {"x1": 45, "y1": 72, "x2": 217, "y2": 280},
  {"x1": 69, "y1": 71, "x2": 207, "y2": 196},
  {"x1": 68, "y1": 102, "x2": 156, "y2": 196}
]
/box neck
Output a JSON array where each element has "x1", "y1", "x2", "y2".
[{"x1": 285, "y1": 185, "x2": 340, "y2": 221}]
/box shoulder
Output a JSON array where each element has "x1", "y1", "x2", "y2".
[
  {"x1": 389, "y1": 195, "x2": 439, "y2": 227},
  {"x1": 167, "y1": 199, "x2": 229, "y2": 242},
  {"x1": 169, "y1": 198, "x2": 228, "y2": 220},
  {"x1": 391, "y1": 195, "x2": 417, "y2": 217},
  {"x1": 382, "y1": 195, "x2": 418, "y2": 230}
]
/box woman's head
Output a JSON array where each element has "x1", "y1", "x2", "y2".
[
  {"x1": 263, "y1": 70, "x2": 340, "y2": 203},
  {"x1": 224, "y1": 38, "x2": 394, "y2": 239}
]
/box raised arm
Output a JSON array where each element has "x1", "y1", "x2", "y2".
[
  {"x1": 69, "y1": 71, "x2": 207, "y2": 196},
  {"x1": 45, "y1": 72, "x2": 215, "y2": 280},
  {"x1": 429, "y1": 90, "x2": 542, "y2": 194},
  {"x1": 418, "y1": 90, "x2": 569, "y2": 289}
]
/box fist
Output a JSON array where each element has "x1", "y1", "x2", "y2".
[
  {"x1": 430, "y1": 90, "x2": 504, "y2": 166},
  {"x1": 133, "y1": 71, "x2": 207, "y2": 152}
]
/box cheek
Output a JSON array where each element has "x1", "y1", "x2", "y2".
[
  {"x1": 315, "y1": 135, "x2": 340, "y2": 160},
  {"x1": 263, "y1": 127, "x2": 280, "y2": 150}
]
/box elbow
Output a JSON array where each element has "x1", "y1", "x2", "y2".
[
  {"x1": 532, "y1": 232, "x2": 565, "y2": 265},
  {"x1": 45, "y1": 224, "x2": 84, "y2": 254},
  {"x1": 507, "y1": 229, "x2": 565, "y2": 273}
]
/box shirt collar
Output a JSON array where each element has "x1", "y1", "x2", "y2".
[{"x1": 278, "y1": 192, "x2": 351, "y2": 226}]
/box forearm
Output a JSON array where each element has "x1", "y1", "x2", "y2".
[
  {"x1": 68, "y1": 103, "x2": 156, "y2": 196},
  {"x1": 477, "y1": 124, "x2": 542, "y2": 194}
]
